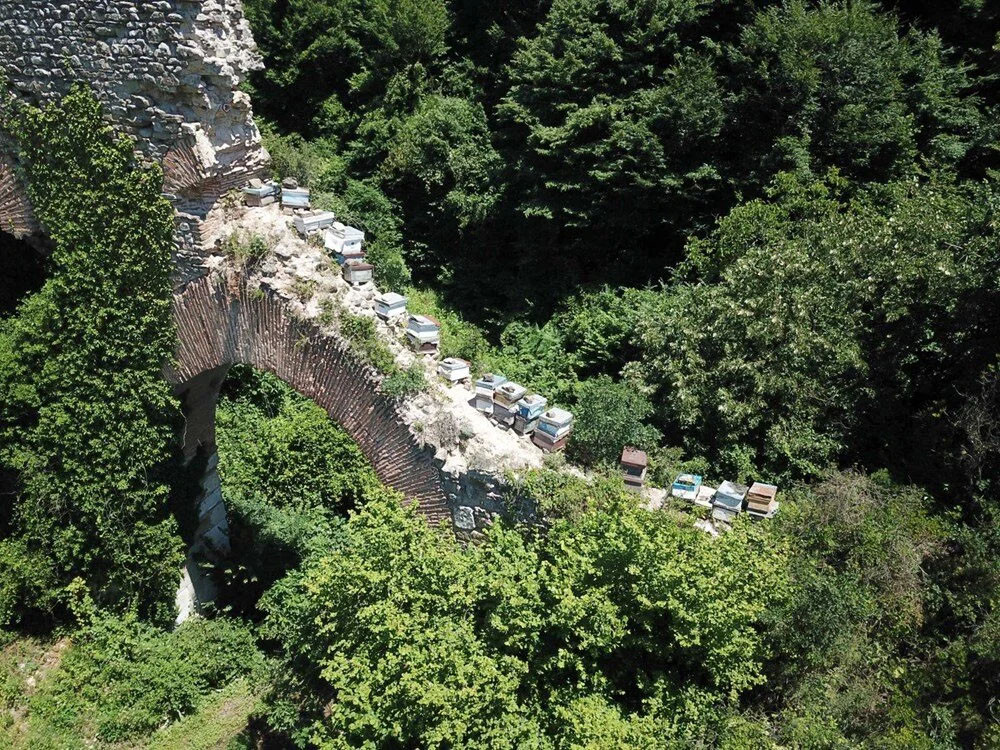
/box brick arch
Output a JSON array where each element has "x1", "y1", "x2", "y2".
[
  {"x1": 166, "y1": 272, "x2": 451, "y2": 525},
  {"x1": 0, "y1": 153, "x2": 39, "y2": 239}
]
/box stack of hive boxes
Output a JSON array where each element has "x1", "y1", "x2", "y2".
[
  {"x1": 405, "y1": 315, "x2": 441, "y2": 355},
  {"x1": 243, "y1": 179, "x2": 280, "y2": 207},
  {"x1": 514, "y1": 394, "x2": 546, "y2": 435},
  {"x1": 474, "y1": 373, "x2": 507, "y2": 415},
  {"x1": 712, "y1": 481, "x2": 748, "y2": 524},
  {"x1": 493, "y1": 382, "x2": 527, "y2": 428},
  {"x1": 532, "y1": 408, "x2": 573, "y2": 452},
  {"x1": 325, "y1": 222, "x2": 366, "y2": 265},
  {"x1": 621, "y1": 448, "x2": 648, "y2": 493},
  {"x1": 281, "y1": 178, "x2": 310, "y2": 209},
  {"x1": 374, "y1": 292, "x2": 407, "y2": 321},
  {"x1": 746, "y1": 482, "x2": 779, "y2": 519},
  {"x1": 437, "y1": 357, "x2": 471, "y2": 383}
]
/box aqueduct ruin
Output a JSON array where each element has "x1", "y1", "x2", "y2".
[
  {"x1": 0, "y1": 0, "x2": 534, "y2": 561},
  {"x1": 169, "y1": 272, "x2": 453, "y2": 555}
]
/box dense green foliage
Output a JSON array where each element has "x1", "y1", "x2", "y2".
[
  {"x1": 0, "y1": 616, "x2": 263, "y2": 749},
  {"x1": 640, "y1": 175, "x2": 1000, "y2": 482},
  {"x1": 213, "y1": 366, "x2": 381, "y2": 614},
  {"x1": 260, "y1": 493, "x2": 788, "y2": 747},
  {"x1": 0, "y1": 87, "x2": 183, "y2": 626},
  {"x1": 237, "y1": 1, "x2": 1000, "y2": 744},
  {"x1": 1, "y1": 1, "x2": 999, "y2": 747}
]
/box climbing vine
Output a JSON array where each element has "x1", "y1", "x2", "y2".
[{"x1": 0, "y1": 85, "x2": 183, "y2": 625}]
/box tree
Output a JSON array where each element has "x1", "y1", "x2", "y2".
[
  {"x1": 260, "y1": 490, "x2": 788, "y2": 746},
  {"x1": 568, "y1": 375, "x2": 661, "y2": 467},
  {"x1": 637, "y1": 172, "x2": 1000, "y2": 483},
  {"x1": 244, "y1": 0, "x2": 449, "y2": 137},
  {"x1": 499, "y1": 0, "x2": 728, "y2": 273},
  {"x1": 213, "y1": 368, "x2": 380, "y2": 614},
  {"x1": 0, "y1": 86, "x2": 183, "y2": 624},
  {"x1": 380, "y1": 94, "x2": 502, "y2": 276},
  {"x1": 725, "y1": 1, "x2": 985, "y2": 193}
]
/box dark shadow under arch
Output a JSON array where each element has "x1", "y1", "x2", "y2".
[{"x1": 0, "y1": 229, "x2": 46, "y2": 316}]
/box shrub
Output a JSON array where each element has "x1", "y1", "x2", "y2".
[
  {"x1": 28, "y1": 615, "x2": 263, "y2": 744},
  {"x1": 221, "y1": 230, "x2": 271, "y2": 269},
  {"x1": 338, "y1": 311, "x2": 397, "y2": 374},
  {"x1": 567, "y1": 376, "x2": 662, "y2": 467},
  {"x1": 381, "y1": 362, "x2": 427, "y2": 399}
]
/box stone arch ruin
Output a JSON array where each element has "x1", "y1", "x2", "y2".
[
  {"x1": 168, "y1": 272, "x2": 452, "y2": 553},
  {"x1": 0, "y1": 1, "x2": 517, "y2": 565}
]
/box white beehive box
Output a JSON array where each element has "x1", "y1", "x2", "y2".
[
  {"x1": 375, "y1": 292, "x2": 407, "y2": 320},
  {"x1": 437, "y1": 357, "x2": 471, "y2": 382}
]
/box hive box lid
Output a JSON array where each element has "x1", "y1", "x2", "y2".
[
  {"x1": 376, "y1": 292, "x2": 407, "y2": 306},
  {"x1": 747, "y1": 482, "x2": 778, "y2": 502},
  {"x1": 407, "y1": 314, "x2": 441, "y2": 328},
  {"x1": 475, "y1": 373, "x2": 508, "y2": 389},
  {"x1": 621, "y1": 447, "x2": 648, "y2": 468},
  {"x1": 496, "y1": 382, "x2": 527, "y2": 401},
  {"x1": 540, "y1": 408, "x2": 573, "y2": 426},
  {"x1": 717, "y1": 480, "x2": 749, "y2": 501},
  {"x1": 327, "y1": 221, "x2": 364, "y2": 241}
]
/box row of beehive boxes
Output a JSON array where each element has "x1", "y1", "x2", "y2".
[
  {"x1": 244, "y1": 180, "x2": 378, "y2": 286},
  {"x1": 473, "y1": 373, "x2": 573, "y2": 452},
  {"x1": 619, "y1": 451, "x2": 779, "y2": 520},
  {"x1": 671, "y1": 474, "x2": 779, "y2": 521},
  {"x1": 244, "y1": 178, "x2": 311, "y2": 209},
  {"x1": 242, "y1": 182, "x2": 567, "y2": 452},
  {"x1": 374, "y1": 295, "x2": 574, "y2": 451}
]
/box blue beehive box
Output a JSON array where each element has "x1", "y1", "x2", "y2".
[
  {"x1": 281, "y1": 187, "x2": 311, "y2": 208},
  {"x1": 516, "y1": 394, "x2": 547, "y2": 420},
  {"x1": 671, "y1": 473, "x2": 703, "y2": 501},
  {"x1": 536, "y1": 408, "x2": 573, "y2": 438}
]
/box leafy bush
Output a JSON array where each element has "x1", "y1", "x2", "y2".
[
  {"x1": 260, "y1": 126, "x2": 346, "y2": 191},
  {"x1": 381, "y1": 362, "x2": 426, "y2": 399},
  {"x1": 337, "y1": 311, "x2": 397, "y2": 374},
  {"x1": 27, "y1": 615, "x2": 263, "y2": 744},
  {"x1": 220, "y1": 229, "x2": 271, "y2": 269},
  {"x1": 568, "y1": 375, "x2": 662, "y2": 467},
  {"x1": 215, "y1": 367, "x2": 378, "y2": 613},
  {"x1": 0, "y1": 85, "x2": 183, "y2": 624},
  {"x1": 260, "y1": 493, "x2": 789, "y2": 747}
]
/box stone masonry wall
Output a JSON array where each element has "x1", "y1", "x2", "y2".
[{"x1": 0, "y1": 0, "x2": 267, "y2": 272}]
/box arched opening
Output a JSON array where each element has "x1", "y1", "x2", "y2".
[
  {"x1": 167, "y1": 274, "x2": 452, "y2": 620},
  {"x1": 173, "y1": 362, "x2": 381, "y2": 621},
  {"x1": 0, "y1": 230, "x2": 46, "y2": 316}
]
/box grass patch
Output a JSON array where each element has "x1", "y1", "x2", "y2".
[
  {"x1": 338, "y1": 311, "x2": 397, "y2": 375},
  {"x1": 221, "y1": 230, "x2": 271, "y2": 270},
  {"x1": 146, "y1": 678, "x2": 260, "y2": 750}
]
